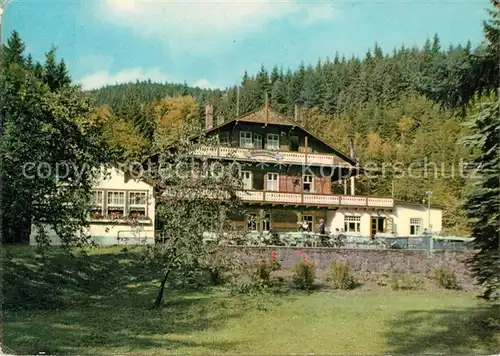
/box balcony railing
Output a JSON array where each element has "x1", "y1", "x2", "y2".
[
  {"x1": 193, "y1": 146, "x2": 350, "y2": 167},
  {"x1": 163, "y1": 188, "x2": 394, "y2": 208},
  {"x1": 234, "y1": 190, "x2": 394, "y2": 208}
]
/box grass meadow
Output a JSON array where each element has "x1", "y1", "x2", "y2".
[{"x1": 2, "y1": 246, "x2": 499, "y2": 355}]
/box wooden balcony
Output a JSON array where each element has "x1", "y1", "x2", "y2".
[
  {"x1": 236, "y1": 190, "x2": 394, "y2": 208},
  {"x1": 193, "y1": 146, "x2": 351, "y2": 167},
  {"x1": 162, "y1": 188, "x2": 393, "y2": 209}
]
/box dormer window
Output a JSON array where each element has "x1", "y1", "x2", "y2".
[
  {"x1": 253, "y1": 134, "x2": 262, "y2": 149},
  {"x1": 220, "y1": 131, "x2": 230, "y2": 145},
  {"x1": 239, "y1": 131, "x2": 253, "y2": 148},
  {"x1": 267, "y1": 134, "x2": 280, "y2": 150}
]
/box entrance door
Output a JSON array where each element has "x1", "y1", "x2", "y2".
[{"x1": 370, "y1": 216, "x2": 386, "y2": 239}]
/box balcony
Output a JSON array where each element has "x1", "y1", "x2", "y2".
[
  {"x1": 236, "y1": 191, "x2": 393, "y2": 208},
  {"x1": 193, "y1": 146, "x2": 351, "y2": 167},
  {"x1": 162, "y1": 188, "x2": 393, "y2": 209}
]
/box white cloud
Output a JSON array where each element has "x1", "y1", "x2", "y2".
[
  {"x1": 75, "y1": 54, "x2": 114, "y2": 74},
  {"x1": 193, "y1": 79, "x2": 214, "y2": 89},
  {"x1": 79, "y1": 67, "x2": 171, "y2": 90},
  {"x1": 99, "y1": 0, "x2": 337, "y2": 52},
  {"x1": 301, "y1": 3, "x2": 338, "y2": 25}
]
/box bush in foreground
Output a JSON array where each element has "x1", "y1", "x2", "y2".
[
  {"x1": 292, "y1": 251, "x2": 316, "y2": 290},
  {"x1": 330, "y1": 260, "x2": 357, "y2": 290},
  {"x1": 391, "y1": 274, "x2": 423, "y2": 291},
  {"x1": 434, "y1": 267, "x2": 461, "y2": 290}
]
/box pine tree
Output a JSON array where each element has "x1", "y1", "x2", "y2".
[
  {"x1": 431, "y1": 33, "x2": 441, "y2": 55},
  {"x1": 270, "y1": 79, "x2": 287, "y2": 112},
  {"x1": 56, "y1": 59, "x2": 71, "y2": 87},
  {"x1": 270, "y1": 65, "x2": 281, "y2": 86},
  {"x1": 256, "y1": 64, "x2": 270, "y2": 98},
  {"x1": 42, "y1": 47, "x2": 70, "y2": 91},
  {"x1": 25, "y1": 54, "x2": 34, "y2": 70},
  {"x1": 291, "y1": 62, "x2": 306, "y2": 104},
  {"x1": 462, "y1": 96, "x2": 500, "y2": 300},
  {"x1": 241, "y1": 70, "x2": 249, "y2": 86},
  {"x1": 2, "y1": 30, "x2": 26, "y2": 69}
]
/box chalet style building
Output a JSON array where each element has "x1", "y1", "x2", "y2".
[
  {"x1": 30, "y1": 103, "x2": 443, "y2": 246},
  {"x1": 186, "y1": 103, "x2": 442, "y2": 239}
]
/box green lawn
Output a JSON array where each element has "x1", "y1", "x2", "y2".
[{"x1": 2, "y1": 246, "x2": 499, "y2": 355}]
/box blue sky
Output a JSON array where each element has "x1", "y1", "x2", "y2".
[{"x1": 3, "y1": 0, "x2": 491, "y2": 90}]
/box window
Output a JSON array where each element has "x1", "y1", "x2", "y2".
[
  {"x1": 303, "y1": 215, "x2": 313, "y2": 231},
  {"x1": 344, "y1": 216, "x2": 361, "y2": 233},
  {"x1": 290, "y1": 136, "x2": 299, "y2": 151},
  {"x1": 242, "y1": 171, "x2": 253, "y2": 190},
  {"x1": 239, "y1": 131, "x2": 253, "y2": 148},
  {"x1": 90, "y1": 190, "x2": 104, "y2": 218},
  {"x1": 266, "y1": 173, "x2": 279, "y2": 191},
  {"x1": 220, "y1": 131, "x2": 230, "y2": 145},
  {"x1": 263, "y1": 214, "x2": 272, "y2": 232},
  {"x1": 303, "y1": 175, "x2": 314, "y2": 192},
  {"x1": 247, "y1": 213, "x2": 272, "y2": 231},
  {"x1": 107, "y1": 191, "x2": 125, "y2": 218},
  {"x1": 253, "y1": 134, "x2": 262, "y2": 149},
  {"x1": 267, "y1": 133, "x2": 280, "y2": 150},
  {"x1": 410, "y1": 218, "x2": 422, "y2": 235},
  {"x1": 129, "y1": 191, "x2": 147, "y2": 218},
  {"x1": 247, "y1": 213, "x2": 257, "y2": 231}
]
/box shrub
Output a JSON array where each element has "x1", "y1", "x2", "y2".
[
  {"x1": 254, "y1": 259, "x2": 273, "y2": 285},
  {"x1": 229, "y1": 252, "x2": 282, "y2": 294},
  {"x1": 330, "y1": 261, "x2": 356, "y2": 290},
  {"x1": 253, "y1": 252, "x2": 281, "y2": 285},
  {"x1": 377, "y1": 273, "x2": 390, "y2": 287},
  {"x1": 434, "y1": 267, "x2": 460, "y2": 290},
  {"x1": 292, "y1": 258, "x2": 316, "y2": 290},
  {"x1": 391, "y1": 274, "x2": 422, "y2": 290}
]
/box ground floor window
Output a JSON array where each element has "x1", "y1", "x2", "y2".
[
  {"x1": 247, "y1": 213, "x2": 258, "y2": 231},
  {"x1": 344, "y1": 215, "x2": 361, "y2": 233},
  {"x1": 107, "y1": 191, "x2": 125, "y2": 218},
  {"x1": 90, "y1": 190, "x2": 104, "y2": 218},
  {"x1": 262, "y1": 214, "x2": 271, "y2": 231},
  {"x1": 247, "y1": 213, "x2": 272, "y2": 231},
  {"x1": 410, "y1": 218, "x2": 422, "y2": 235},
  {"x1": 303, "y1": 215, "x2": 313, "y2": 231},
  {"x1": 128, "y1": 191, "x2": 147, "y2": 218}
]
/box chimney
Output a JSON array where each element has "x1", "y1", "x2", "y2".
[
  {"x1": 236, "y1": 87, "x2": 240, "y2": 117},
  {"x1": 300, "y1": 108, "x2": 306, "y2": 128},
  {"x1": 349, "y1": 135, "x2": 356, "y2": 160},
  {"x1": 294, "y1": 104, "x2": 306, "y2": 127},
  {"x1": 216, "y1": 112, "x2": 224, "y2": 126},
  {"x1": 349, "y1": 135, "x2": 356, "y2": 196},
  {"x1": 205, "y1": 104, "x2": 213, "y2": 131}
]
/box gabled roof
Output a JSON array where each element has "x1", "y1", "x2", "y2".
[{"x1": 206, "y1": 105, "x2": 357, "y2": 166}]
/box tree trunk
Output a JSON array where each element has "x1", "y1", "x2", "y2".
[{"x1": 154, "y1": 265, "x2": 172, "y2": 308}]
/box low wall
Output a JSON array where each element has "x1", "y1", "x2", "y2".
[{"x1": 232, "y1": 247, "x2": 476, "y2": 287}]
